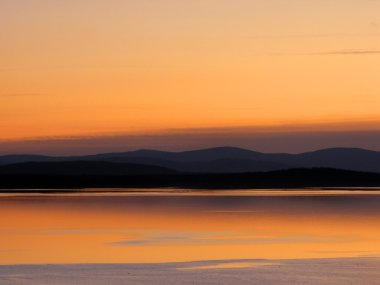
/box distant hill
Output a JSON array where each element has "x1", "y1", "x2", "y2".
[
  {"x1": 285, "y1": 148, "x2": 380, "y2": 172},
  {"x1": 0, "y1": 161, "x2": 176, "y2": 176},
  {"x1": 0, "y1": 154, "x2": 55, "y2": 165},
  {"x1": 1, "y1": 147, "x2": 380, "y2": 173}
]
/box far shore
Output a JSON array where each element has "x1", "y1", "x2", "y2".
[
  {"x1": 1, "y1": 187, "x2": 380, "y2": 196},
  {"x1": 2, "y1": 168, "x2": 380, "y2": 190},
  {"x1": 1, "y1": 258, "x2": 379, "y2": 285}
]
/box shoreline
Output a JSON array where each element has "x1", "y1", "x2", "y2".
[
  {"x1": 2, "y1": 168, "x2": 380, "y2": 190},
  {"x1": 2, "y1": 187, "x2": 380, "y2": 196},
  {"x1": 1, "y1": 257, "x2": 379, "y2": 285}
]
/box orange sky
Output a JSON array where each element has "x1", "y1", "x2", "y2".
[{"x1": 1, "y1": 0, "x2": 380, "y2": 152}]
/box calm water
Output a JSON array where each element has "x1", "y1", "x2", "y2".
[{"x1": 1, "y1": 188, "x2": 380, "y2": 265}]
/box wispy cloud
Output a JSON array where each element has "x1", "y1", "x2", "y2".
[
  {"x1": 1, "y1": 121, "x2": 380, "y2": 155},
  {"x1": 279, "y1": 49, "x2": 380, "y2": 56},
  {"x1": 307, "y1": 49, "x2": 380, "y2": 55},
  {"x1": 1, "y1": 93, "x2": 47, "y2": 97},
  {"x1": 252, "y1": 33, "x2": 380, "y2": 40}
]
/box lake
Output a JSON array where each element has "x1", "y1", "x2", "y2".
[{"x1": 1, "y1": 188, "x2": 380, "y2": 265}]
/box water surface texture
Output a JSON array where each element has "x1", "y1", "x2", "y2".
[{"x1": 1, "y1": 189, "x2": 380, "y2": 264}]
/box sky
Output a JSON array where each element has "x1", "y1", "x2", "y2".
[{"x1": 1, "y1": 0, "x2": 380, "y2": 154}]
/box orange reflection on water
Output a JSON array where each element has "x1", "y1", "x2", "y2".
[{"x1": 1, "y1": 190, "x2": 380, "y2": 264}]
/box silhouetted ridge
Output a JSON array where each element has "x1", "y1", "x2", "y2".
[
  {"x1": 1, "y1": 168, "x2": 380, "y2": 189},
  {"x1": 0, "y1": 161, "x2": 176, "y2": 175},
  {"x1": 0, "y1": 154, "x2": 54, "y2": 165},
  {"x1": 1, "y1": 146, "x2": 380, "y2": 173}
]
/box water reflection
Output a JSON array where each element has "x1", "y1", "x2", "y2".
[{"x1": 0, "y1": 189, "x2": 380, "y2": 264}]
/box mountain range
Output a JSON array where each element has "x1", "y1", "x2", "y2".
[{"x1": 0, "y1": 147, "x2": 380, "y2": 175}]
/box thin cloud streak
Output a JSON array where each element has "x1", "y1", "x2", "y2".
[
  {"x1": 279, "y1": 49, "x2": 380, "y2": 56},
  {"x1": 308, "y1": 50, "x2": 380, "y2": 55},
  {"x1": 1, "y1": 93, "x2": 47, "y2": 97},
  {"x1": 1, "y1": 127, "x2": 380, "y2": 155},
  {"x1": 249, "y1": 33, "x2": 380, "y2": 40}
]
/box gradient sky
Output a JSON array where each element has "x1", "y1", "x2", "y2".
[{"x1": 1, "y1": 0, "x2": 380, "y2": 154}]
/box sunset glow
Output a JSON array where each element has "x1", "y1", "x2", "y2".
[{"x1": 1, "y1": 0, "x2": 380, "y2": 153}]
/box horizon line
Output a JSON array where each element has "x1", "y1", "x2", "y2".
[{"x1": 0, "y1": 145, "x2": 378, "y2": 157}]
